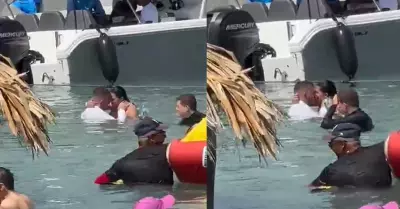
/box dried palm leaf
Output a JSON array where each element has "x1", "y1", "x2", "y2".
[
  {"x1": 207, "y1": 44, "x2": 286, "y2": 159},
  {"x1": 0, "y1": 55, "x2": 56, "y2": 156}
]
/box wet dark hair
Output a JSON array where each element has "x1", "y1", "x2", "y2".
[
  {"x1": 0, "y1": 167, "x2": 14, "y2": 190},
  {"x1": 176, "y1": 94, "x2": 197, "y2": 111},
  {"x1": 293, "y1": 80, "x2": 314, "y2": 93},
  {"x1": 337, "y1": 88, "x2": 359, "y2": 107},
  {"x1": 110, "y1": 86, "x2": 130, "y2": 102},
  {"x1": 316, "y1": 80, "x2": 337, "y2": 98}
]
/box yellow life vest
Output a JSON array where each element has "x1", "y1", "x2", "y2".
[{"x1": 181, "y1": 118, "x2": 207, "y2": 143}]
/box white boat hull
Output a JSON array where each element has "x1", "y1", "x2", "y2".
[
  {"x1": 257, "y1": 10, "x2": 400, "y2": 82},
  {"x1": 29, "y1": 19, "x2": 206, "y2": 86}
]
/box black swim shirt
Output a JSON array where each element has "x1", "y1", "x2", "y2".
[
  {"x1": 179, "y1": 111, "x2": 205, "y2": 127},
  {"x1": 311, "y1": 142, "x2": 392, "y2": 188},
  {"x1": 320, "y1": 105, "x2": 374, "y2": 132},
  {"x1": 105, "y1": 144, "x2": 173, "y2": 185},
  {"x1": 179, "y1": 111, "x2": 206, "y2": 134}
]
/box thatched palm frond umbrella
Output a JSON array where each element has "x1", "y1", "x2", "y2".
[
  {"x1": 206, "y1": 43, "x2": 286, "y2": 209},
  {"x1": 207, "y1": 43, "x2": 286, "y2": 158},
  {"x1": 0, "y1": 55, "x2": 56, "y2": 156}
]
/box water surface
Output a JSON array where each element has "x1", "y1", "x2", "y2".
[
  {"x1": 0, "y1": 85, "x2": 206, "y2": 209},
  {"x1": 215, "y1": 81, "x2": 400, "y2": 209}
]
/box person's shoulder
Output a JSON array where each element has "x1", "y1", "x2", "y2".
[
  {"x1": 288, "y1": 103, "x2": 300, "y2": 113},
  {"x1": 149, "y1": 2, "x2": 158, "y2": 10},
  {"x1": 1, "y1": 192, "x2": 33, "y2": 209},
  {"x1": 288, "y1": 103, "x2": 318, "y2": 119},
  {"x1": 18, "y1": 194, "x2": 33, "y2": 209}
]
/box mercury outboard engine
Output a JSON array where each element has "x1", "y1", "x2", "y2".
[
  {"x1": 0, "y1": 18, "x2": 44, "y2": 85},
  {"x1": 207, "y1": 9, "x2": 271, "y2": 81}
]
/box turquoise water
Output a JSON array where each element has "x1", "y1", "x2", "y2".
[
  {"x1": 0, "y1": 85, "x2": 206, "y2": 209},
  {"x1": 215, "y1": 81, "x2": 400, "y2": 209}
]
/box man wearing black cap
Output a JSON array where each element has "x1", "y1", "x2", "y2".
[
  {"x1": 94, "y1": 117, "x2": 173, "y2": 185},
  {"x1": 310, "y1": 123, "x2": 391, "y2": 189},
  {"x1": 320, "y1": 88, "x2": 374, "y2": 132}
]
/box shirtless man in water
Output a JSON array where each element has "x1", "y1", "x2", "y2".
[{"x1": 0, "y1": 167, "x2": 33, "y2": 209}]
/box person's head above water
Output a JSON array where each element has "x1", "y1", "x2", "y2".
[
  {"x1": 110, "y1": 85, "x2": 130, "y2": 106},
  {"x1": 336, "y1": 88, "x2": 359, "y2": 115},
  {"x1": 0, "y1": 167, "x2": 14, "y2": 195},
  {"x1": 176, "y1": 94, "x2": 198, "y2": 119},
  {"x1": 315, "y1": 80, "x2": 337, "y2": 100},
  {"x1": 293, "y1": 80, "x2": 319, "y2": 106},
  {"x1": 324, "y1": 123, "x2": 361, "y2": 158},
  {"x1": 91, "y1": 87, "x2": 112, "y2": 110},
  {"x1": 134, "y1": 117, "x2": 168, "y2": 147},
  {"x1": 359, "y1": 201, "x2": 399, "y2": 209}
]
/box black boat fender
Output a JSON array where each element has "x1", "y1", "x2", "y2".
[
  {"x1": 97, "y1": 32, "x2": 119, "y2": 84},
  {"x1": 332, "y1": 22, "x2": 358, "y2": 81}
]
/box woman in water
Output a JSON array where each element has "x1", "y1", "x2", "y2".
[
  {"x1": 109, "y1": 86, "x2": 138, "y2": 122},
  {"x1": 315, "y1": 80, "x2": 337, "y2": 117}
]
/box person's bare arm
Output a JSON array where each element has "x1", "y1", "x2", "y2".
[
  {"x1": 19, "y1": 195, "x2": 34, "y2": 209},
  {"x1": 126, "y1": 104, "x2": 138, "y2": 119}
]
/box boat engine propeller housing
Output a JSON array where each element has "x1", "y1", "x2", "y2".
[
  {"x1": 207, "y1": 9, "x2": 267, "y2": 81},
  {"x1": 0, "y1": 18, "x2": 44, "y2": 85}
]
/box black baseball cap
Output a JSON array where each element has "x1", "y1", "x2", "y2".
[
  {"x1": 133, "y1": 117, "x2": 168, "y2": 138},
  {"x1": 323, "y1": 123, "x2": 361, "y2": 142}
]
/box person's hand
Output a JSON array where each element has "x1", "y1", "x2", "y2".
[
  {"x1": 86, "y1": 100, "x2": 96, "y2": 108},
  {"x1": 333, "y1": 94, "x2": 338, "y2": 105},
  {"x1": 118, "y1": 101, "x2": 130, "y2": 110},
  {"x1": 292, "y1": 93, "x2": 299, "y2": 104}
]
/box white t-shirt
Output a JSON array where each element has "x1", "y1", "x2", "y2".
[
  {"x1": 319, "y1": 106, "x2": 328, "y2": 117},
  {"x1": 81, "y1": 106, "x2": 115, "y2": 122},
  {"x1": 288, "y1": 100, "x2": 319, "y2": 120},
  {"x1": 140, "y1": 3, "x2": 158, "y2": 23}
]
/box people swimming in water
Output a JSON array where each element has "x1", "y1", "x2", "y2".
[
  {"x1": 310, "y1": 123, "x2": 391, "y2": 189},
  {"x1": 0, "y1": 167, "x2": 34, "y2": 209},
  {"x1": 81, "y1": 87, "x2": 115, "y2": 121},
  {"x1": 288, "y1": 81, "x2": 321, "y2": 120},
  {"x1": 94, "y1": 117, "x2": 173, "y2": 185},
  {"x1": 109, "y1": 86, "x2": 138, "y2": 122},
  {"x1": 315, "y1": 80, "x2": 337, "y2": 117},
  {"x1": 320, "y1": 88, "x2": 374, "y2": 132},
  {"x1": 175, "y1": 94, "x2": 205, "y2": 133}
]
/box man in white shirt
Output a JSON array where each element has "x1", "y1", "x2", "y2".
[
  {"x1": 288, "y1": 81, "x2": 320, "y2": 120},
  {"x1": 137, "y1": 0, "x2": 159, "y2": 23},
  {"x1": 81, "y1": 87, "x2": 116, "y2": 122}
]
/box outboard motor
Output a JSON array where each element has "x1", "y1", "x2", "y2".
[
  {"x1": 332, "y1": 22, "x2": 358, "y2": 83},
  {"x1": 0, "y1": 18, "x2": 29, "y2": 68},
  {"x1": 97, "y1": 32, "x2": 119, "y2": 84},
  {"x1": 0, "y1": 18, "x2": 44, "y2": 85},
  {"x1": 207, "y1": 9, "x2": 270, "y2": 82}
]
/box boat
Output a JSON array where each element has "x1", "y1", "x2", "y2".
[
  {"x1": 0, "y1": 0, "x2": 207, "y2": 86},
  {"x1": 206, "y1": 0, "x2": 400, "y2": 82}
]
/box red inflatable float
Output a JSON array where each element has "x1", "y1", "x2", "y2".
[
  {"x1": 385, "y1": 131, "x2": 400, "y2": 177},
  {"x1": 167, "y1": 140, "x2": 207, "y2": 185}
]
